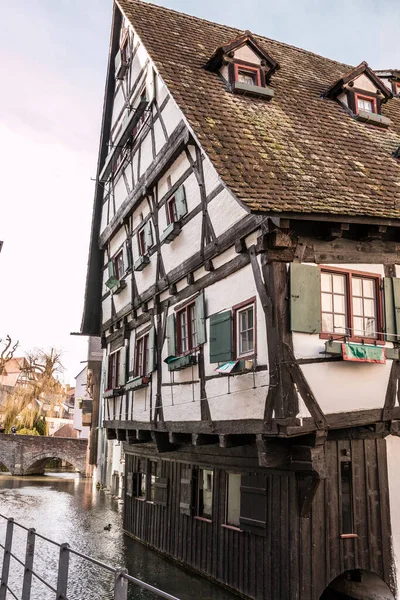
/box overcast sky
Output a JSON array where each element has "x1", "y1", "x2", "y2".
[{"x1": 0, "y1": 0, "x2": 399, "y2": 384}]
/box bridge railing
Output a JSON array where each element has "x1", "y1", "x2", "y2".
[{"x1": 0, "y1": 515, "x2": 181, "y2": 600}]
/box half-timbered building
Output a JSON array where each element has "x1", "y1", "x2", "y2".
[{"x1": 81, "y1": 2, "x2": 400, "y2": 598}]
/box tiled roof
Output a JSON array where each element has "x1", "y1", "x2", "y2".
[{"x1": 118, "y1": 0, "x2": 400, "y2": 220}]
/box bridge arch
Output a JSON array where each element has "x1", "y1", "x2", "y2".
[
  {"x1": 320, "y1": 569, "x2": 394, "y2": 599},
  {"x1": 0, "y1": 456, "x2": 12, "y2": 474},
  {"x1": 24, "y1": 452, "x2": 86, "y2": 476}
]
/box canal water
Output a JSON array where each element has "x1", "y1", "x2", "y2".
[{"x1": 0, "y1": 474, "x2": 238, "y2": 600}]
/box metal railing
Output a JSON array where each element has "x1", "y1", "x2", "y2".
[{"x1": 0, "y1": 515, "x2": 181, "y2": 600}]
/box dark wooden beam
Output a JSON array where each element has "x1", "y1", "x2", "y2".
[
  {"x1": 168, "y1": 432, "x2": 192, "y2": 445},
  {"x1": 116, "y1": 429, "x2": 126, "y2": 442},
  {"x1": 192, "y1": 434, "x2": 219, "y2": 446},
  {"x1": 219, "y1": 434, "x2": 254, "y2": 448},
  {"x1": 106, "y1": 427, "x2": 117, "y2": 440},
  {"x1": 136, "y1": 429, "x2": 152, "y2": 443},
  {"x1": 152, "y1": 431, "x2": 175, "y2": 453}
]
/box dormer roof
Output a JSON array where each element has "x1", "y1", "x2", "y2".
[
  {"x1": 205, "y1": 30, "x2": 280, "y2": 79},
  {"x1": 324, "y1": 61, "x2": 393, "y2": 102}
]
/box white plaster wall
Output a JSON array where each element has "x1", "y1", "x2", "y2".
[
  {"x1": 207, "y1": 371, "x2": 268, "y2": 421},
  {"x1": 113, "y1": 279, "x2": 131, "y2": 313},
  {"x1": 131, "y1": 199, "x2": 150, "y2": 231},
  {"x1": 161, "y1": 99, "x2": 183, "y2": 137},
  {"x1": 100, "y1": 200, "x2": 109, "y2": 233},
  {"x1": 162, "y1": 384, "x2": 202, "y2": 421},
  {"x1": 208, "y1": 188, "x2": 248, "y2": 238},
  {"x1": 301, "y1": 361, "x2": 391, "y2": 415},
  {"x1": 131, "y1": 386, "x2": 151, "y2": 421},
  {"x1": 156, "y1": 76, "x2": 168, "y2": 105},
  {"x1": 386, "y1": 435, "x2": 400, "y2": 596},
  {"x1": 135, "y1": 259, "x2": 157, "y2": 296},
  {"x1": 202, "y1": 155, "x2": 222, "y2": 197},
  {"x1": 351, "y1": 73, "x2": 378, "y2": 94},
  {"x1": 111, "y1": 86, "x2": 126, "y2": 129},
  {"x1": 114, "y1": 173, "x2": 128, "y2": 212},
  {"x1": 234, "y1": 45, "x2": 262, "y2": 65},
  {"x1": 102, "y1": 296, "x2": 112, "y2": 324},
  {"x1": 158, "y1": 152, "x2": 191, "y2": 201},
  {"x1": 154, "y1": 119, "x2": 166, "y2": 155},
  {"x1": 139, "y1": 131, "x2": 153, "y2": 177},
  {"x1": 162, "y1": 212, "x2": 203, "y2": 273},
  {"x1": 109, "y1": 227, "x2": 127, "y2": 256}
]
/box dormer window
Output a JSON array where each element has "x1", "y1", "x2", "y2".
[
  {"x1": 235, "y1": 65, "x2": 261, "y2": 86},
  {"x1": 355, "y1": 94, "x2": 377, "y2": 114}
]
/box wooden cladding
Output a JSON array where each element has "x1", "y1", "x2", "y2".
[{"x1": 123, "y1": 438, "x2": 394, "y2": 600}]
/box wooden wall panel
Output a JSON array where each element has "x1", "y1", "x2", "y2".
[{"x1": 124, "y1": 437, "x2": 394, "y2": 600}]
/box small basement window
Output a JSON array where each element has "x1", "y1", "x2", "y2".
[
  {"x1": 226, "y1": 473, "x2": 241, "y2": 528},
  {"x1": 195, "y1": 468, "x2": 213, "y2": 520},
  {"x1": 107, "y1": 350, "x2": 120, "y2": 390},
  {"x1": 355, "y1": 93, "x2": 377, "y2": 114},
  {"x1": 234, "y1": 63, "x2": 261, "y2": 86}
]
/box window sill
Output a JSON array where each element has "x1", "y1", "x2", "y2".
[
  {"x1": 134, "y1": 497, "x2": 146, "y2": 502},
  {"x1": 320, "y1": 333, "x2": 384, "y2": 345},
  {"x1": 340, "y1": 533, "x2": 358, "y2": 539},
  {"x1": 194, "y1": 516, "x2": 212, "y2": 524},
  {"x1": 125, "y1": 376, "x2": 150, "y2": 391},
  {"x1": 160, "y1": 221, "x2": 181, "y2": 244},
  {"x1": 166, "y1": 353, "x2": 197, "y2": 372},
  {"x1": 221, "y1": 524, "x2": 243, "y2": 532},
  {"x1": 134, "y1": 255, "x2": 150, "y2": 272}
]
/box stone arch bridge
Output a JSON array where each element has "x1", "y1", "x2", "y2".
[{"x1": 0, "y1": 434, "x2": 87, "y2": 476}]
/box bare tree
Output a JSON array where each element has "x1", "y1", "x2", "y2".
[{"x1": 0, "y1": 335, "x2": 19, "y2": 374}]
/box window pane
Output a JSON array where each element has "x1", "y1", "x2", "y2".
[
  {"x1": 238, "y1": 70, "x2": 256, "y2": 85},
  {"x1": 321, "y1": 272, "x2": 332, "y2": 292},
  {"x1": 364, "y1": 298, "x2": 375, "y2": 318},
  {"x1": 352, "y1": 297, "x2": 363, "y2": 316},
  {"x1": 321, "y1": 293, "x2": 333, "y2": 312},
  {"x1": 322, "y1": 313, "x2": 333, "y2": 333},
  {"x1": 198, "y1": 469, "x2": 213, "y2": 519},
  {"x1": 333, "y1": 294, "x2": 345, "y2": 314},
  {"x1": 333, "y1": 275, "x2": 345, "y2": 294},
  {"x1": 362, "y1": 279, "x2": 375, "y2": 298},
  {"x1": 365, "y1": 317, "x2": 376, "y2": 336},
  {"x1": 334, "y1": 314, "x2": 346, "y2": 334},
  {"x1": 353, "y1": 316, "x2": 364, "y2": 336},
  {"x1": 238, "y1": 306, "x2": 254, "y2": 356},
  {"x1": 226, "y1": 473, "x2": 241, "y2": 528},
  {"x1": 352, "y1": 277, "x2": 362, "y2": 296}
]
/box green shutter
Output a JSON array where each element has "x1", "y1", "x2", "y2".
[
  {"x1": 290, "y1": 263, "x2": 322, "y2": 333},
  {"x1": 384, "y1": 277, "x2": 400, "y2": 342},
  {"x1": 147, "y1": 326, "x2": 156, "y2": 373},
  {"x1": 104, "y1": 359, "x2": 109, "y2": 392},
  {"x1": 145, "y1": 221, "x2": 153, "y2": 249},
  {"x1": 175, "y1": 185, "x2": 187, "y2": 219},
  {"x1": 195, "y1": 292, "x2": 206, "y2": 345},
  {"x1": 107, "y1": 260, "x2": 115, "y2": 278},
  {"x1": 209, "y1": 311, "x2": 233, "y2": 363},
  {"x1": 118, "y1": 346, "x2": 127, "y2": 386},
  {"x1": 166, "y1": 314, "x2": 176, "y2": 358}
]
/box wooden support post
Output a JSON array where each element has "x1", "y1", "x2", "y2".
[
  {"x1": 114, "y1": 570, "x2": 128, "y2": 600},
  {"x1": 22, "y1": 528, "x2": 36, "y2": 600},
  {"x1": 0, "y1": 518, "x2": 14, "y2": 600},
  {"x1": 192, "y1": 434, "x2": 218, "y2": 446},
  {"x1": 56, "y1": 543, "x2": 70, "y2": 600},
  {"x1": 151, "y1": 431, "x2": 175, "y2": 453}
]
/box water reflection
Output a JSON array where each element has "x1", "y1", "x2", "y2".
[{"x1": 0, "y1": 474, "x2": 236, "y2": 600}]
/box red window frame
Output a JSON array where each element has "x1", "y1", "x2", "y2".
[
  {"x1": 166, "y1": 196, "x2": 177, "y2": 224},
  {"x1": 176, "y1": 301, "x2": 197, "y2": 355},
  {"x1": 395, "y1": 82, "x2": 400, "y2": 96},
  {"x1": 319, "y1": 267, "x2": 384, "y2": 344},
  {"x1": 233, "y1": 297, "x2": 257, "y2": 359},
  {"x1": 107, "y1": 350, "x2": 120, "y2": 390},
  {"x1": 114, "y1": 250, "x2": 124, "y2": 280},
  {"x1": 354, "y1": 93, "x2": 377, "y2": 115},
  {"x1": 134, "y1": 334, "x2": 149, "y2": 377},
  {"x1": 234, "y1": 63, "x2": 261, "y2": 86}
]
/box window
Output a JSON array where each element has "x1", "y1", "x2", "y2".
[
  {"x1": 135, "y1": 334, "x2": 149, "y2": 377},
  {"x1": 234, "y1": 300, "x2": 256, "y2": 358},
  {"x1": 107, "y1": 350, "x2": 120, "y2": 390},
  {"x1": 395, "y1": 82, "x2": 400, "y2": 96},
  {"x1": 149, "y1": 461, "x2": 158, "y2": 502},
  {"x1": 167, "y1": 196, "x2": 178, "y2": 224},
  {"x1": 114, "y1": 250, "x2": 124, "y2": 280},
  {"x1": 234, "y1": 63, "x2": 261, "y2": 86},
  {"x1": 121, "y1": 36, "x2": 130, "y2": 63},
  {"x1": 340, "y1": 457, "x2": 353, "y2": 534},
  {"x1": 195, "y1": 468, "x2": 213, "y2": 520},
  {"x1": 226, "y1": 473, "x2": 241, "y2": 528},
  {"x1": 321, "y1": 269, "x2": 381, "y2": 341},
  {"x1": 137, "y1": 221, "x2": 153, "y2": 256},
  {"x1": 176, "y1": 302, "x2": 197, "y2": 354},
  {"x1": 136, "y1": 460, "x2": 147, "y2": 499},
  {"x1": 355, "y1": 93, "x2": 377, "y2": 114}
]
